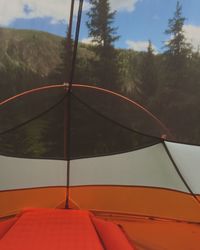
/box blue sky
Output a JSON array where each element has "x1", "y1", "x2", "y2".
[{"x1": 1, "y1": 0, "x2": 200, "y2": 52}]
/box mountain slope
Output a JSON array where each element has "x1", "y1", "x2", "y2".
[{"x1": 0, "y1": 28, "x2": 62, "y2": 77}]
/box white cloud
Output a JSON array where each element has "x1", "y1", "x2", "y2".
[
  {"x1": 82, "y1": 37, "x2": 101, "y2": 46},
  {"x1": 0, "y1": 0, "x2": 24, "y2": 25},
  {"x1": 0, "y1": 0, "x2": 90, "y2": 26},
  {"x1": 184, "y1": 24, "x2": 200, "y2": 51},
  {"x1": 109, "y1": 0, "x2": 140, "y2": 12},
  {"x1": 81, "y1": 37, "x2": 93, "y2": 44},
  {"x1": 0, "y1": 0, "x2": 140, "y2": 26},
  {"x1": 126, "y1": 40, "x2": 157, "y2": 53}
]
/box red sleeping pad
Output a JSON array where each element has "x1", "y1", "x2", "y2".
[{"x1": 0, "y1": 208, "x2": 134, "y2": 250}]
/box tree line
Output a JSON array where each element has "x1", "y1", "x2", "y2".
[{"x1": 55, "y1": 0, "x2": 200, "y2": 143}]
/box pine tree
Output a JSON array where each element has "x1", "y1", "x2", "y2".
[
  {"x1": 165, "y1": 1, "x2": 190, "y2": 58},
  {"x1": 140, "y1": 40, "x2": 158, "y2": 101},
  {"x1": 86, "y1": 0, "x2": 120, "y2": 89},
  {"x1": 60, "y1": 30, "x2": 73, "y2": 83},
  {"x1": 164, "y1": 1, "x2": 192, "y2": 88},
  {"x1": 51, "y1": 28, "x2": 73, "y2": 83}
]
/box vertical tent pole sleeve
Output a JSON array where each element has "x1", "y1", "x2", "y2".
[
  {"x1": 64, "y1": 0, "x2": 75, "y2": 209},
  {"x1": 65, "y1": 0, "x2": 84, "y2": 209}
]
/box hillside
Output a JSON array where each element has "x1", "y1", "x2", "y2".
[
  {"x1": 0, "y1": 27, "x2": 98, "y2": 100},
  {"x1": 0, "y1": 28, "x2": 62, "y2": 77}
]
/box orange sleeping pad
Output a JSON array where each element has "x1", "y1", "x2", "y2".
[{"x1": 0, "y1": 208, "x2": 134, "y2": 250}]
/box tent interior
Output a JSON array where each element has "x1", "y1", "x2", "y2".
[{"x1": 0, "y1": 0, "x2": 200, "y2": 249}]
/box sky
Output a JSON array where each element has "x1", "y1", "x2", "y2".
[{"x1": 1, "y1": 0, "x2": 200, "y2": 52}]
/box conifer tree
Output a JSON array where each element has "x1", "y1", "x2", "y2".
[
  {"x1": 86, "y1": 0, "x2": 120, "y2": 89},
  {"x1": 164, "y1": 1, "x2": 192, "y2": 87},
  {"x1": 49, "y1": 26, "x2": 73, "y2": 84},
  {"x1": 165, "y1": 1, "x2": 190, "y2": 58},
  {"x1": 55, "y1": 29, "x2": 73, "y2": 83},
  {"x1": 140, "y1": 40, "x2": 158, "y2": 100}
]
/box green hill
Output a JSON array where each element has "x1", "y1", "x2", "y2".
[{"x1": 0, "y1": 28, "x2": 62, "y2": 77}]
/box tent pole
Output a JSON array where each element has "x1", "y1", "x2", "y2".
[
  {"x1": 64, "y1": 0, "x2": 75, "y2": 209},
  {"x1": 65, "y1": 0, "x2": 84, "y2": 209},
  {"x1": 162, "y1": 141, "x2": 200, "y2": 207}
]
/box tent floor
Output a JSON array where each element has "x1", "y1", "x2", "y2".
[
  {"x1": 96, "y1": 213, "x2": 200, "y2": 250},
  {"x1": 0, "y1": 208, "x2": 134, "y2": 250}
]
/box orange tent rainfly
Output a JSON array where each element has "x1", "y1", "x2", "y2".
[{"x1": 0, "y1": 0, "x2": 200, "y2": 249}]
